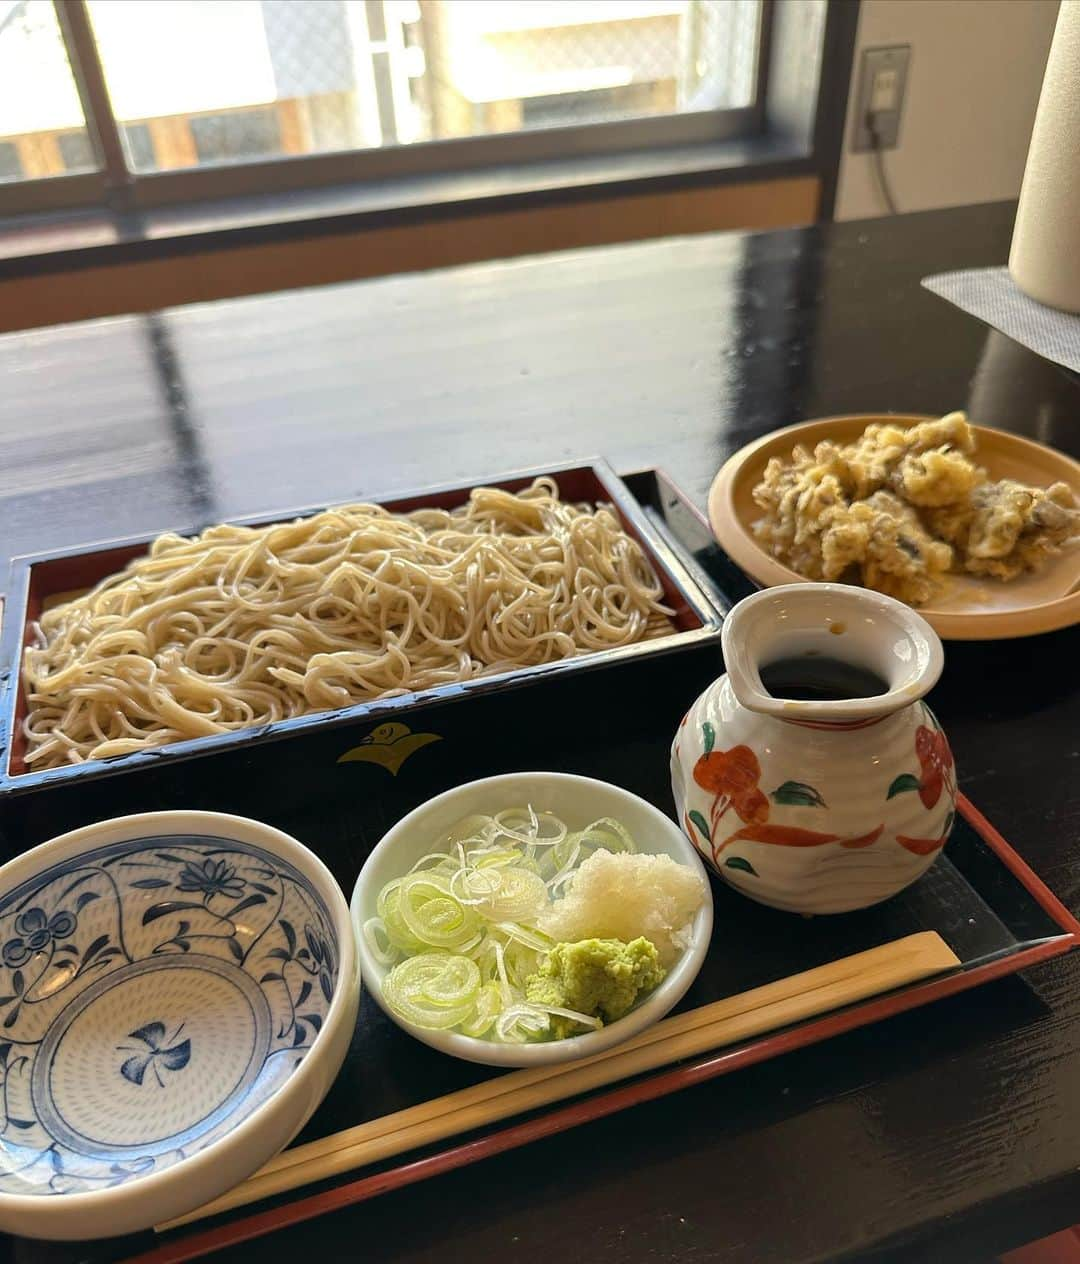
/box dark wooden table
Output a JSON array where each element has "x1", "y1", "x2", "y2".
[{"x1": 1, "y1": 201, "x2": 1078, "y2": 1264}]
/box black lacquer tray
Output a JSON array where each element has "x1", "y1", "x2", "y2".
[{"x1": 0, "y1": 470, "x2": 1073, "y2": 1264}]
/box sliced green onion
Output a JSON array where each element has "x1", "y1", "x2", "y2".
[
  {"x1": 409, "y1": 852, "x2": 459, "y2": 875},
  {"x1": 530, "y1": 812, "x2": 568, "y2": 846},
  {"x1": 492, "y1": 808, "x2": 538, "y2": 845},
  {"x1": 492, "y1": 807, "x2": 568, "y2": 850},
  {"x1": 448, "y1": 865, "x2": 503, "y2": 905},
  {"x1": 495, "y1": 1003, "x2": 550, "y2": 1043},
  {"x1": 443, "y1": 814, "x2": 497, "y2": 846},
  {"x1": 495, "y1": 921, "x2": 553, "y2": 954},
  {"x1": 414, "y1": 954, "x2": 479, "y2": 1006},
  {"x1": 499, "y1": 938, "x2": 542, "y2": 990},
  {"x1": 467, "y1": 845, "x2": 523, "y2": 869},
  {"x1": 383, "y1": 953, "x2": 480, "y2": 1029},
  {"x1": 377, "y1": 879, "x2": 428, "y2": 954},
  {"x1": 530, "y1": 1003, "x2": 603, "y2": 1032},
  {"x1": 398, "y1": 872, "x2": 480, "y2": 951},
  {"x1": 546, "y1": 841, "x2": 581, "y2": 893},
  {"x1": 458, "y1": 982, "x2": 502, "y2": 1038},
  {"x1": 475, "y1": 868, "x2": 547, "y2": 921},
  {"x1": 362, "y1": 916, "x2": 399, "y2": 966},
  {"x1": 491, "y1": 939, "x2": 513, "y2": 1009},
  {"x1": 580, "y1": 817, "x2": 636, "y2": 854}
]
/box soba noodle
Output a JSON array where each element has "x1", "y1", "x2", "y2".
[{"x1": 22, "y1": 479, "x2": 669, "y2": 769}]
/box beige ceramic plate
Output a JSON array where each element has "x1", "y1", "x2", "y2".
[{"x1": 708, "y1": 415, "x2": 1080, "y2": 640}]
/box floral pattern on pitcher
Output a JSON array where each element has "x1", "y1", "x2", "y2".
[
  {"x1": 885, "y1": 707, "x2": 956, "y2": 854},
  {"x1": 683, "y1": 722, "x2": 885, "y2": 878}
]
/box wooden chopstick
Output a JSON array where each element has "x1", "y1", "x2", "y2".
[{"x1": 159, "y1": 931, "x2": 958, "y2": 1232}]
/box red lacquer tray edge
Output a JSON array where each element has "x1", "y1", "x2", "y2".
[{"x1": 127, "y1": 794, "x2": 1078, "y2": 1264}]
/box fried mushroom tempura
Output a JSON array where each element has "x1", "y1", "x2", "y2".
[
  {"x1": 925, "y1": 479, "x2": 1079, "y2": 580},
  {"x1": 752, "y1": 412, "x2": 1079, "y2": 604}
]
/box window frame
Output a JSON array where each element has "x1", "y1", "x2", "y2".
[{"x1": 1, "y1": 0, "x2": 773, "y2": 216}]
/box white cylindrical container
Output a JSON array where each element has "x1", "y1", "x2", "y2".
[{"x1": 1009, "y1": 0, "x2": 1080, "y2": 313}]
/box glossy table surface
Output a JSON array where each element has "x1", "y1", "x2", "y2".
[{"x1": 1, "y1": 201, "x2": 1079, "y2": 1264}]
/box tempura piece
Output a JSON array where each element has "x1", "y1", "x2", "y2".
[
  {"x1": 840, "y1": 412, "x2": 978, "y2": 500},
  {"x1": 895, "y1": 447, "x2": 983, "y2": 508},
  {"x1": 926, "y1": 479, "x2": 1079, "y2": 580},
  {"x1": 751, "y1": 454, "x2": 844, "y2": 580},
  {"x1": 751, "y1": 411, "x2": 1078, "y2": 605},
  {"x1": 816, "y1": 492, "x2": 953, "y2": 605}
]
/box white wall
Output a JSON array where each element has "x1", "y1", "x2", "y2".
[{"x1": 835, "y1": 0, "x2": 1060, "y2": 220}]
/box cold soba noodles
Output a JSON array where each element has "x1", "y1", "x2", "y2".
[{"x1": 23, "y1": 480, "x2": 668, "y2": 769}]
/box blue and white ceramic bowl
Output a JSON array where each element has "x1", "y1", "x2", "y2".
[{"x1": 0, "y1": 811, "x2": 358, "y2": 1240}]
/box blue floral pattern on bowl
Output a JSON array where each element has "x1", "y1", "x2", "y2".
[{"x1": 0, "y1": 835, "x2": 338, "y2": 1197}]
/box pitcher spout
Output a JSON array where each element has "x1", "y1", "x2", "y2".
[{"x1": 720, "y1": 583, "x2": 944, "y2": 725}]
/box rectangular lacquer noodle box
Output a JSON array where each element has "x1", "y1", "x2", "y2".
[{"x1": 0, "y1": 460, "x2": 724, "y2": 817}]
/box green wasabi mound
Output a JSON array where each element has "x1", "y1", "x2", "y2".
[{"x1": 524, "y1": 937, "x2": 666, "y2": 1039}]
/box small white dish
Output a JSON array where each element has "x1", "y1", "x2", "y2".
[
  {"x1": 0, "y1": 811, "x2": 358, "y2": 1240},
  {"x1": 351, "y1": 772, "x2": 713, "y2": 1069}
]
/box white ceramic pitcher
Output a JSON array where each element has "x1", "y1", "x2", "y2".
[{"x1": 670, "y1": 584, "x2": 955, "y2": 914}]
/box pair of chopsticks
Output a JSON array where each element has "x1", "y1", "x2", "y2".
[{"x1": 160, "y1": 930, "x2": 959, "y2": 1232}]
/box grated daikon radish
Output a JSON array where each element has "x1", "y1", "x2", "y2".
[{"x1": 537, "y1": 850, "x2": 706, "y2": 967}]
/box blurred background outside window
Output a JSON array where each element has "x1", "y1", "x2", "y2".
[
  {"x1": 0, "y1": 0, "x2": 762, "y2": 184},
  {"x1": 0, "y1": 0, "x2": 93, "y2": 180}
]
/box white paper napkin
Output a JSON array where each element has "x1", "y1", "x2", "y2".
[{"x1": 922, "y1": 266, "x2": 1080, "y2": 375}]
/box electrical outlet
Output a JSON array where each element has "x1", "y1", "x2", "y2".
[{"x1": 853, "y1": 45, "x2": 911, "y2": 152}]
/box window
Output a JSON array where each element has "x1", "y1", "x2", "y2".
[
  {"x1": 0, "y1": 141, "x2": 23, "y2": 180},
  {"x1": 188, "y1": 108, "x2": 283, "y2": 166},
  {"x1": 521, "y1": 84, "x2": 660, "y2": 130},
  {"x1": 0, "y1": 0, "x2": 95, "y2": 183},
  {"x1": 1, "y1": 0, "x2": 767, "y2": 214},
  {"x1": 56, "y1": 128, "x2": 92, "y2": 170},
  {"x1": 120, "y1": 121, "x2": 154, "y2": 170}
]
